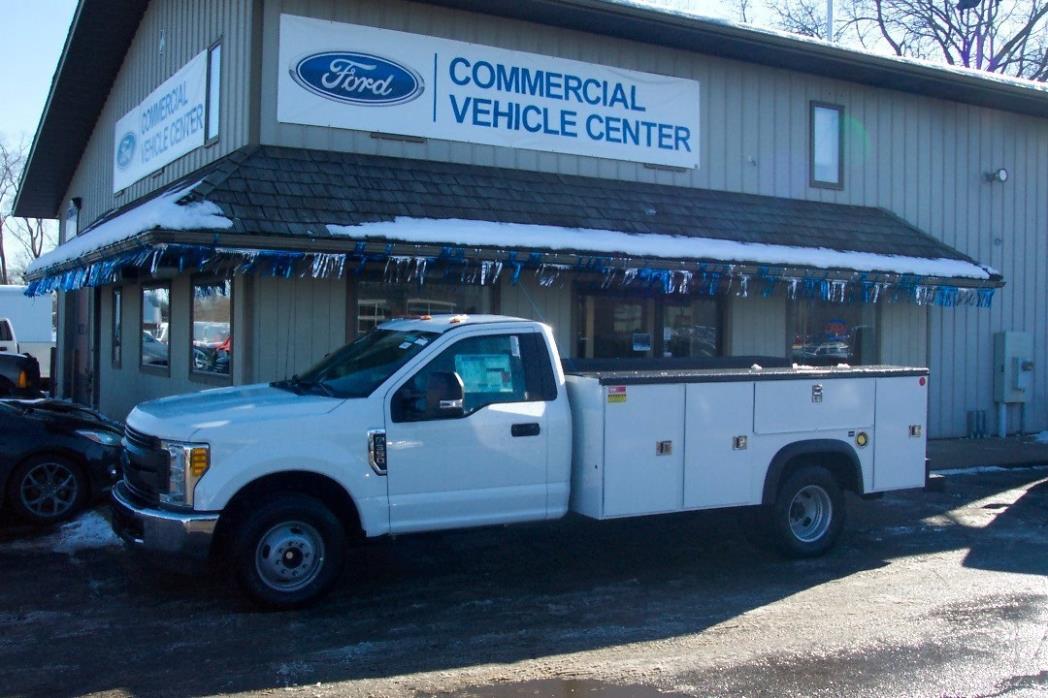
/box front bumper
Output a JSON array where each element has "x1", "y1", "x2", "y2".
[{"x1": 110, "y1": 481, "x2": 219, "y2": 560}]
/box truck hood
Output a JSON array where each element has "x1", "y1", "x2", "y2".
[{"x1": 126, "y1": 383, "x2": 343, "y2": 441}]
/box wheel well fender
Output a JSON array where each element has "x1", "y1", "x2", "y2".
[
  {"x1": 213, "y1": 471, "x2": 364, "y2": 550},
  {"x1": 761, "y1": 439, "x2": 864, "y2": 504}
]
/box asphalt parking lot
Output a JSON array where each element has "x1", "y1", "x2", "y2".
[{"x1": 1, "y1": 465, "x2": 1046, "y2": 698}]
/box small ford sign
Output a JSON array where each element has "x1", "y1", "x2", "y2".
[
  {"x1": 291, "y1": 51, "x2": 424, "y2": 106},
  {"x1": 116, "y1": 132, "x2": 136, "y2": 169}
]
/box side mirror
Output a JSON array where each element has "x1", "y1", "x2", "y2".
[{"x1": 426, "y1": 371, "x2": 464, "y2": 418}]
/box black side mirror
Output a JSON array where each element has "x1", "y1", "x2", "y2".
[{"x1": 426, "y1": 371, "x2": 464, "y2": 418}]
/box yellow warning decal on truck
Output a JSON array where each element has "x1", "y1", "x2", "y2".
[{"x1": 607, "y1": 385, "x2": 627, "y2": 403}]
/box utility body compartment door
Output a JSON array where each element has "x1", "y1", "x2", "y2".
[
  {"x1": 601, "y1": 384, "x2": 685, "y2": 516},
  {"x1": 872, "y1": 376, "x2": 928, "y2": 491},
  {"x1": 683, "y1": 382, "x2": 755, "y2": 508},
  {"x1": 753, "y1": 378, "x2": 874, "y2": 434}
]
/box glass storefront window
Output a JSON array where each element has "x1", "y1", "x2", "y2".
[
  {"x1": 790, "y1": 299, "x2": 877, "y2": 365},
  {"x1": 141, "y1": 285, "x2": 170, "y2": 370},
  {"x1": 662, "y1": 301, "x2": 720, "y2": 358},
  {"x1": 112, "y1": 287, "x2": 122, "y2": 367},
  {"x1": 576, "y1": 292, "x2": 721, "y2": 359},
  {"x1": 192, "y1": 280, "x2": 232, "y2": 376},
  {"x1": 356, "y1": 281, "x2": 491, "y2": 335}
]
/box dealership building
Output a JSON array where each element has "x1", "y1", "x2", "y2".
[{"x1": 14, "y1": 0, "x2": 1048, "y2": 437}]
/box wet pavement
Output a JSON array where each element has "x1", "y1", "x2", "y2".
[{"x1": 1, "y1": 466, "x2": 1046, "y2": 698}]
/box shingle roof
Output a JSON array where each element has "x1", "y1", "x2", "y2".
[{"x1": 183, "y1": 145, "x2": 984, "y2": 269}]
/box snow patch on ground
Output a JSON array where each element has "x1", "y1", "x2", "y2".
[
  {"x1": 936, "y1": 464, "x2": 1048, "y2": 476},
  {"x1": 1032, "y1": 431, "x2": 1048, "y2": 444},
  {"x1": 327, "y1": 218, "x2": 992, "y2": 279},
  {"x1": 27, "y1": 180, "x2": 233, "y2": 274},
  {"x1": 0, "y1": 511, "x2": 121, "y2": 555}
]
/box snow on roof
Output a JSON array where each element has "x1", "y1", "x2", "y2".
[
  {"x1": 327, "y1": 217, "x2": 993, "y2": 280},
  {"x1": 26, "y1": 180, "x2": 233, "y2": 275}
]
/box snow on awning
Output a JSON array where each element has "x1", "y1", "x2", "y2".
[
  {"x1": 25, "y1": 180, "x2": 233, "y2": 279},
  {"x1": 326, "y1": 218, "x2": 995, "y2": 281}
]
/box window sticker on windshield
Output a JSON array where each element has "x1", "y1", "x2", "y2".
[
  {"x1": 414, "y1": 337, "x2": 429, "y2": 346},
  {"x1": 455, "y1": 354, "x2": 515, "y2": 393},
  {"x1": 398, "y1": 342, "x2": 412, "y2": 350},
  {"x1": 509, "y1": 335, "x2": 521, "y2": 358}
]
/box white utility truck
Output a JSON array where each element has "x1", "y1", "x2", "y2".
[
  {"x1": 0, "y1": 285, "x2": 55, "y2": 383},
  {"x1": 112, "y1": 315, "x2": 929, "y2": 607}
]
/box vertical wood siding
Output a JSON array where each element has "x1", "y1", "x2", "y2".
[
  {"x1": 251, "y1": 276, "x2": 347, "y2": 383},
  {"x1": 62, "y1": 0, "x2": 255, "y2": 232}
]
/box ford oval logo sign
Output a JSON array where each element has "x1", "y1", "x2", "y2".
[
  {"x1": 116, "y1": 132, "x2": 136, "y2": 169},
  {"x1": 291, "y1": 51, "x2": 424, "y2": 106}
]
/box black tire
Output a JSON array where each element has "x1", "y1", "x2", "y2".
[
  {"x1": 7, "y1": 454, "x2": 88, "y2": 525},
  {"x1": 765, "y1": 465, "x2": 845, "y2": 558},
  {"x1": 230, "y1": 494, "x2": 346, "y2": 609}
]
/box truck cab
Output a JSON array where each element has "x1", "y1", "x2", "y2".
[{"x1": 112, "y1": 315, "x2": 573, "y2": 606}]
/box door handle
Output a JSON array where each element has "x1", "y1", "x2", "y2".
[{"x1": 511, "y1": 422, "x2": 541, "y2": 437}]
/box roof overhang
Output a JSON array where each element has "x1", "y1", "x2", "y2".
[
  {"x1": 13, "y1": 0, "x2": 147, "y2": 219},
  {"x1": 24, "y1": 151, "x2": 1002, "y2": 309},
  {"x1": 419, "y1": 0, "x2": 1048, "y2": 118}
]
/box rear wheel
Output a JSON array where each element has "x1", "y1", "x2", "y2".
[
  {"x1": 766, "y1": 465, "x2": 845, "y2": 558},
  {"x1": 8, "y1": 455, "x2": 87, "y2": 525},
  {"x1": 230, "y1": 494, "x2": 346, "y2": 609}
]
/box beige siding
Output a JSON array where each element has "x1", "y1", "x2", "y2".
[
  {"x1": 61, "y1": 0, "x2": 256, "y2": 233},
  {"x1": 251, "y1": 276, "x2": 347, "y2": 383},
  {"x1": 880, "y1": 303, "x2": 928, "y2": 367},
  {"x1": 498, "y1": 276, "x2": 573, "y2": 357},
  {"x1": 726, "y1": 296, "x2": 787, "y2": 358},
  {"x1": 258, "y1": 0, "x2": 1048, "y2": 437}
]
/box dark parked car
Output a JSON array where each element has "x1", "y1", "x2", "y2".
[
  {"x1": 0, "y1": 399, "x2": 123, "y2": 525},
  {"x1": 0, "y1": 352, "x2": 43, "y2": 398}
]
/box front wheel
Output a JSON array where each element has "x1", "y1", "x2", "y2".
[
  {"x1": 766, "y1": 465, "x2": 845, "y2": 558},
  {"x1": 8, "y1": 455, "x2": 87, "y2": 525},
  {"x1": 230, "y1": 494, "x2": 347, "y2": 609}
]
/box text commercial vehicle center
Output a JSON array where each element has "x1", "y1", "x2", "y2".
[{"x1": 13, "y1": 2, "x2": 1046, "y2": 442}]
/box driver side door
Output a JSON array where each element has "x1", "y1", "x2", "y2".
[{"x1": 384, "y1": 331, "x2": 554, "y2": 534}]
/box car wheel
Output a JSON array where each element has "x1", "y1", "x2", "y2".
[
  {"x1": 766, "y1": 465, "x2": 845, "y2": 558},
  {"x1": 230, "y1": 494, "x2": 347, "y2": 609},
  {"x1": 8, "y1": 455, "x2": 88, "y2": 525}
]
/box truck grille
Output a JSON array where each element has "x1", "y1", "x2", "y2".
[{"x1": 122, "y1": 426, "x2": 167, "y2": 503}]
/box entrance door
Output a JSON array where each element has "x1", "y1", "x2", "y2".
[{"x1": 384, "y1": 331, "x2": 553, "y2": 534}]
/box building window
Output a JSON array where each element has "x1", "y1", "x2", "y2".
[
  {"x1": 205, "y1": 41, "x2": 222, "y2": 142},
  {"x1": 191, "y1": 279, "x2": 232, "y2": 377},
  {"x1": 141, "y1": 285, "x2": 171, "y2": 371},
  {"x1": 63, "y1": 198, "x2": 80, "y2": 240},
  {"x1": 112, "y1": 287, "x2": 122, "y2": 367},
  {"x1": 575, "y1": 291, "x2": 721, "y2": 359},
  {"x1": 355, "y1": 281, "x2": 491, "y2": 335},
  {"x1": 810, "y1": 102, "x2": 843, "y2": 189},
  {"x1": 789, "y1": 299, "x2": 877, "y2": 366}
]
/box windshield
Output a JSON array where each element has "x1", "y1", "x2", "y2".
[{"x1": 285, "y1": 329, "x2": 440, "y2": 398}]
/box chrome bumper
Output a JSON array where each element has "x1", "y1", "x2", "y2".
[{"x1": 110, "y1": 481, "x2": 219, "y2": 560}]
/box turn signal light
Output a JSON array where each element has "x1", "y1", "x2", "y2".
[
  {"x1": 189, "y1": 447, "x2": 210, "y2": 477},
  {"x1": 16, "y1": 371, "x2": 27, "y2": 389}
]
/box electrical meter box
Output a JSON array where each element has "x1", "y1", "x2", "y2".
[{"x1": 994, "y1": 331, "x2": 1034, "y2": 403}]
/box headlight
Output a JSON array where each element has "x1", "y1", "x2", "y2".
[
  {"x1": 75, "y1": 429, "x2": 122, "y2": 447},
  {"x1": 159, "y1": 440, "x2": 210, "y2": 508}
]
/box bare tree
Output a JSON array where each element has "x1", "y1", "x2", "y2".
[
  {"x1": 0, "y1": 138, "x2": 57, "y2": 284},
  {"x1": 850, "y1": 0, "x2": 1048, "y2": 81},
  {"x1": 731, "y1": 0, "x2": 1048, "y2": 82}
]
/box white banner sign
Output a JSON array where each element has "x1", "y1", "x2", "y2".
[
  {"x1": 277, "y1": 15, "x2": 701, "y2": 169},
  {"x1": 113, "y1": 51, "x2": 208, "y2": 192}
]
